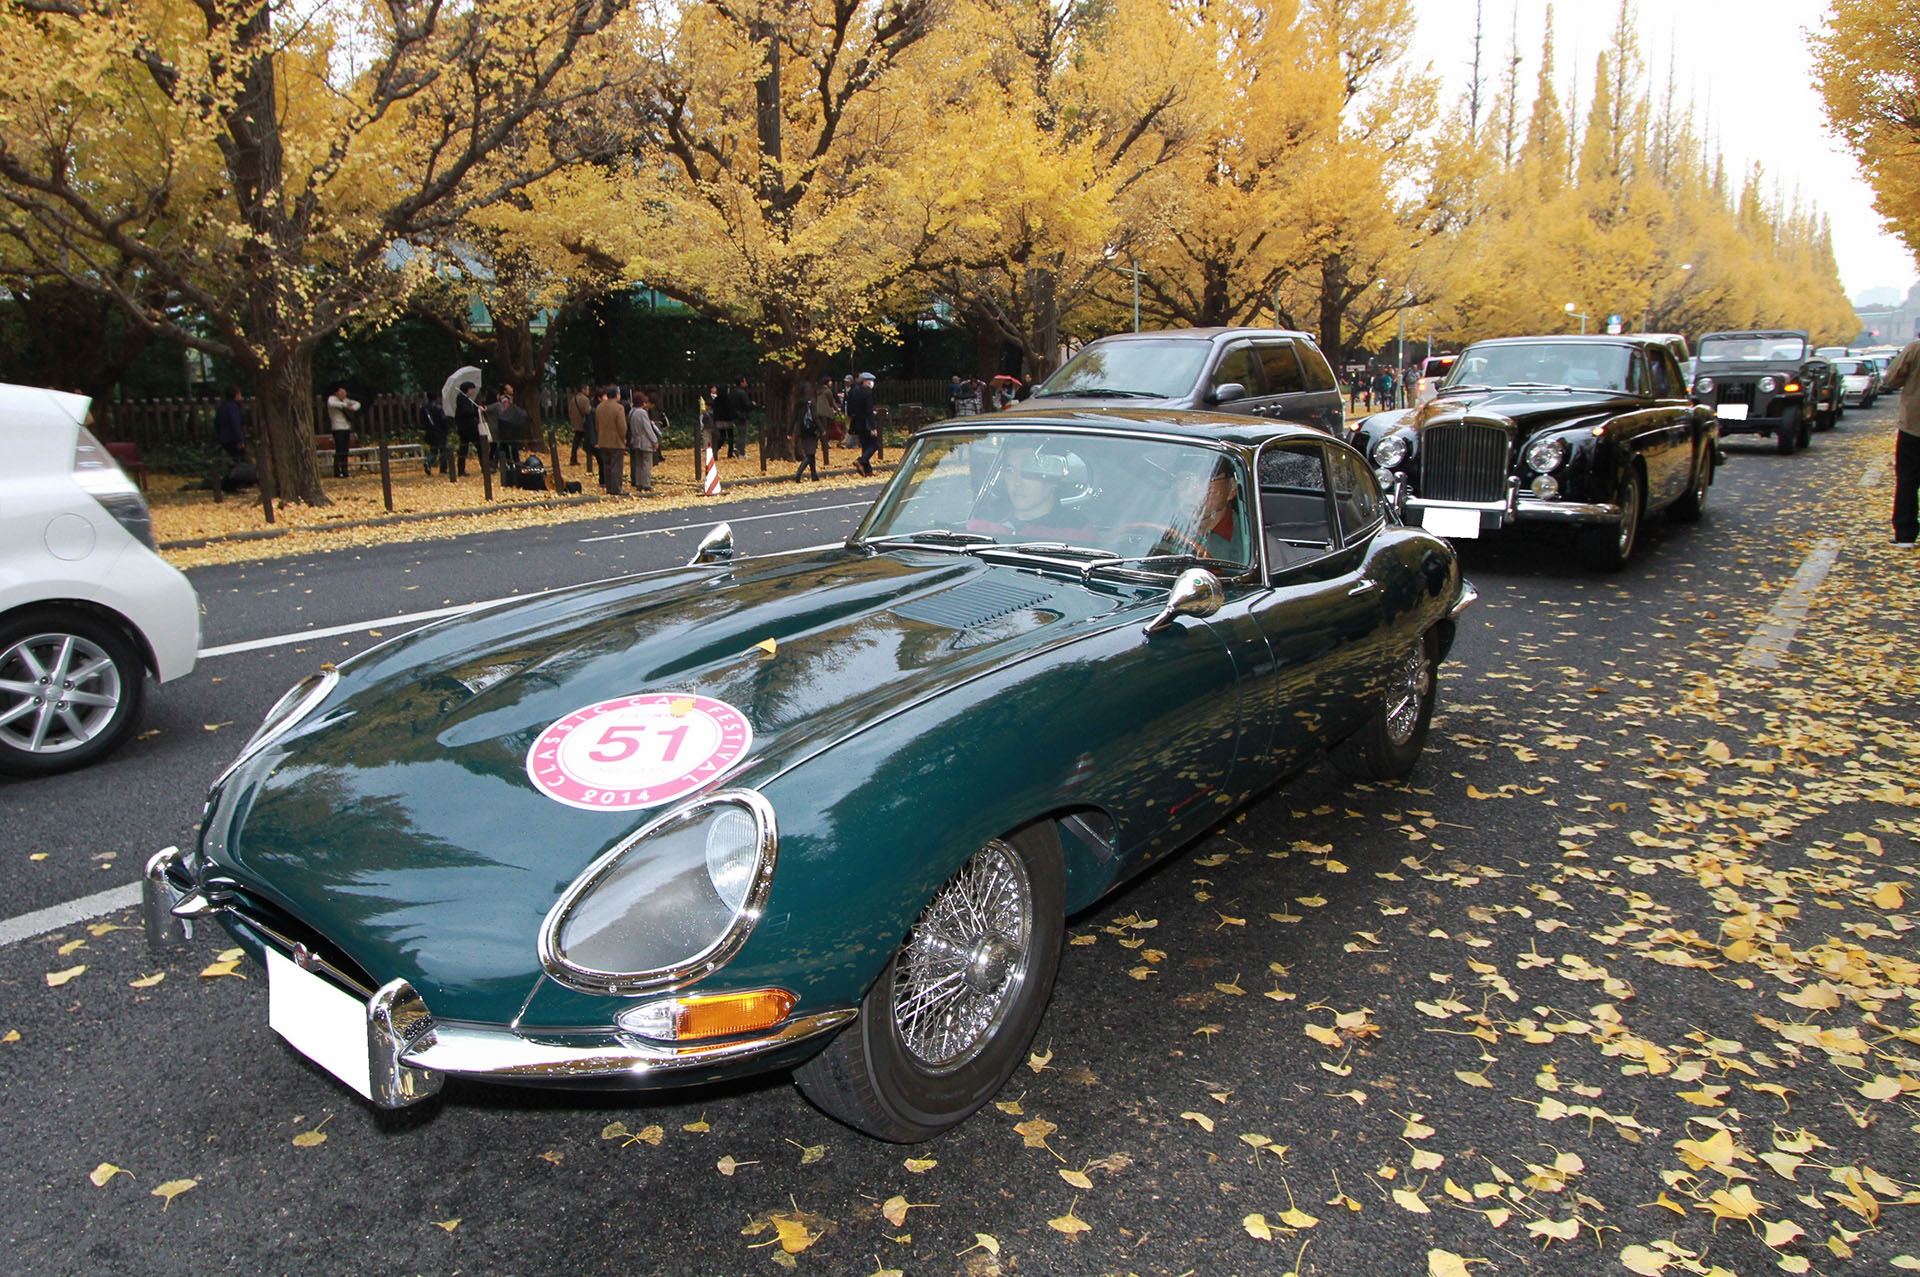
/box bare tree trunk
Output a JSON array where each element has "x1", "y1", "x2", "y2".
[
  {"x1": 1318, "y1": 253, "x2": 1350, "y2": 366},
  {"x1": 258, "y1": 347, "x2": 327, "y2": 506}
]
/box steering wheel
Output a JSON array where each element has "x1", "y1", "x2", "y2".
[{"x1": 1113, "y1": 521, "x2": 1206, "y2": 558}]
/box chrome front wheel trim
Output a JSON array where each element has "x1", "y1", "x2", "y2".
[
  {"x1": 0, "y1": 632, "x2": 125, "y2": 756},
  {"x1": 1384, "y1": 643, "x2": 1433, "y2": 748},
  {"x1": 1615, "y1": 476, "x2": 1641, "y2": 556},
  {"x1": 891, "y1": 839, "x2": 1035, "y2": 1073}
]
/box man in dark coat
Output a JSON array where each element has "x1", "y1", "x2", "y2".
[
  {"x1": 726, "y1": 377, "x2": 755, "y2": 457},
  {"x1": 214, "y1": 387, "x2": 246, "y2": 460},
  {"x1": 453, "y1": 382, "x2": 481, "y2": 477},
  {"x1": 419, "y1": 394, "x2": 450, "y2": 474},
  {"x1": 846, "y1": 372, "x2": 878, "y2": 477}
]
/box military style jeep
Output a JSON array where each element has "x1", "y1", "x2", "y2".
[{"x1": 1690, "y1": 330, "x2": 1836, "y2": 454}]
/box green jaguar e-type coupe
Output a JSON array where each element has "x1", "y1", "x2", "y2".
[{"x1": 146, "y1": 409, "x2": 1474, "y2": 1141}]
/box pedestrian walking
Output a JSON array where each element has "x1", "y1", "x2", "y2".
[
  {"x1": 699, "y1": 385, "x2": 721, "y2": 457},
  {"x1": 627, "y1": 391, "x2": 660, "y2": 493},
  {"x1": 709, "y1": 380, "x2": 737, "y2": 458},
  {"x1": 215, "y1": 386, "x2": 246, "y2": 461},
  {"x1": 453, "y1": 382, "x2": 482, "y2": 476},
  {"x1": 326, "y1": 385, "x2": 360, "y2": 477},
  {"x1": 847, "y1": 371, "x2": 879, "y2": 477},
  {"x1": 568, "y1": 383, "x2": 594, "y2": 473},
  {"x1": 1880, "y1": 337, "x2": 1920, "y2": 545},
  {"x1": 418, "y1": 393, "x2": 450, "y2": 474},
  {"x1": 593, "y1": 385, "x2": 627, "y2": 495},
  {"x1": 727, "y1": 377, "x2": 755, "y2": 457},
  {"x1": 793, "y1": 382, "x2": 821, "y2": 482},
  {"x1": 947, "y1": 374, "x2": 965, "y2": 418},
  {"x1": 496, "y1": 386, "x2": 529, "y2": 470}
]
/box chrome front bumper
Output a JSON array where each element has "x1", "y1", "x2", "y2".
[
  {"x1": 142, "y1": 846, "x2": 854, "y2": 1109},
  {"x1": 1390, "y1": 475, "x2": 1621, "y2": 530}
]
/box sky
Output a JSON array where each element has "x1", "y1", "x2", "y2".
[{"x1": 1407, "y1": 0, "x2": 1914, "y2": 305}]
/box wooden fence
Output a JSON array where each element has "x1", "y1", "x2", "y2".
[{"x1": 96, "y1": 380, "x2": 959, "y2": 452}]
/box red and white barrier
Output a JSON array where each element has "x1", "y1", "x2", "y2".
[{"x1": 701, "y1": 447, "x2": 723, "y2": 496}]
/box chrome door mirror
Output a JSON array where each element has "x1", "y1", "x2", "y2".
[
  {"x1": 690, "y1": 522, "x2": 734, "y2": 566},
  {"x1": 1145, "y1": 568, "x2": 1224, "y2": 634},
  {"x1": 1208, "y1": 382, "x2": 1247, "y2": 405}
]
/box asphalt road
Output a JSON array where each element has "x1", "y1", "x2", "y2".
[{"x1": 4, "y1": 412, "x2": 1918, "y2": 1276}]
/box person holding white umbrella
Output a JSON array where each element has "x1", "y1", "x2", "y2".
[{"x1": 441, "y1": 365, "x2": 483, "y2": 479}]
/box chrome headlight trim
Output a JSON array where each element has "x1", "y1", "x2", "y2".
[
  {"x1": 538, "y1": 789, "x2": 778, "y2": 997},
  {"x1": 213, "y1": 669, "x2": 340, "y2": 787},
  {"x1": 1758, "y1": 375, "x2": 1778, "y2": 393},
  {"x1": 1370, "y1": 430, "x2": 1413, "y2": 469},
  {"x1": 1694, "y1": 376, "x2": 1714, "y2": 394},
  {"x1": 1522, "y1": 435, "x2": 1568, "y2": 473}
]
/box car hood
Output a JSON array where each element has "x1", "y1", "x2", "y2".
[
  {"x1": 203, "y1": 546, "x2": 1149, "y2": 1016},
  {"x1": 1412, "y1": 389, "x2": 1636, "y2": 436}
]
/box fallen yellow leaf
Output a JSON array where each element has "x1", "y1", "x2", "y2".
[
  {"x1": 150, "y1": 1179, "x2": 197, "y2": 1208},
  {"x1": 89, "y1": 1163, "x2": 129, "y2": 1187}
]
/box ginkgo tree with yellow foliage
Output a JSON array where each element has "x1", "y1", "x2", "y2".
[{"x1": 0, "y1": 0, "x2": 642, "y2": 505}]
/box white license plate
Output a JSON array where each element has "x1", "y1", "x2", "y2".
[
  {"x1": 1716, "y1": 403, "x2": 1748, "y2": 421},
  {"x1": 268, "y1": 948, "x2": 373, "y2": 1099},
  {"x1": 1422, "y1": 506, "x2": 1482, "y2": 539}
]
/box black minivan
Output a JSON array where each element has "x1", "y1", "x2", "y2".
[{"x1": 1029, "y1": 328, "x2": 1344, "y2": 436}]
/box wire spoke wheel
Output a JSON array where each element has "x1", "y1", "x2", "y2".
[
  {"x1": 891, "y1": 840, "x2": 1034, "y2": 1072},
  {"x1": 1384, "y1": 641, "x2": 1434, "y2": 749}
]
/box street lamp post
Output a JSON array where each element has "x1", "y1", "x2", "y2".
[{"x1": 1564, "y1": 301, "x2": 1589, "y2": 335}]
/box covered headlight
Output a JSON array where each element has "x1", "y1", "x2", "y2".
[
  {"x1": 540, "y1": 790, "x2": 776, "y2": 995},
  {"x1": 1694, "y1": 376, "x2": 1714, "y2": 394},
  {"x1": 1370, "y1": 431, "x2": 1413, "y2": 469},
  {"x1": 1758, "y1": 375, "x2": 1778, "y2": 393},
  {"x1": 1523, "y1": 436, "x2": 1568, "y2": 473}
]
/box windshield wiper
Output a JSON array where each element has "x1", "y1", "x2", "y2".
[
  {"x1": 977, "y1": 541, "x2": 1115, "y2": 560},
  {"x1": 859, "y1": 529, "x2": 994, "y2": 549},
  {"x1": 1437, "y1": 383, "x2": 1491, "y2": 394},
  {"x1": 1501, "y1": 381, "x2": 1575, "y2": 391},
  {"x1": 1033, "y1": 387, "x2": 1158, "y2": 399}
]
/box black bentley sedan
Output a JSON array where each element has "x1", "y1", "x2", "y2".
[{"x1": 1349, "y1": 335, "x2": 1720, "y2": 570}]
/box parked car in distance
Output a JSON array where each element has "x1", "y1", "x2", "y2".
[
  {"x1": 1631, "y1": 332, "x2": 1692, "y2": 369},
  {"x1": 1412, "y1": 355, "x2": 1457, "y2": 405},
  {"x1": 0, "y1": 384, "x2": 199, "y2": 776},
  {"x1": 1351, "y1": 334, "x2": 1719, "y2": 571},
  {"x1": 1690, "y1": 330, "x2": 1832, "y2": 451},
  {"x1": 146, "y1": 410, "x2": 1473, "y2": 1141},
  {"x1": 1833, "y1": 358, "x2": 1882, "y2": 407},
  {"x1": 1032, "y1": 328, "x2": 1344, "y2": 437}
]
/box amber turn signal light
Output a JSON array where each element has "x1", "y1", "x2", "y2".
[{"x1": 620, "y1": 988, "x2": 797, "y2": 1041}]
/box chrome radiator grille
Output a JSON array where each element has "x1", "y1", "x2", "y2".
[{"x1": 1419, "y1": 424, "x2": 1509, "y2": 503}]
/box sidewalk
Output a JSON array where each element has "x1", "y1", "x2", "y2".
[{"x1": 153, "y1": 443, "x2": 893, "y2": 569}]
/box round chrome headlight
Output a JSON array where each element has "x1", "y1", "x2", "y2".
[
  {"x1": 1523, "y1": 436, "x2": 1568, "y2": 473},
  {"x1": 1370, "y1": 431, "x2": 1413, "y2": 469},
  {"x1": 541, "y1": 790, "x2": 777, "y2": 995},
  {"x1": 1759, "y1": 375, "x2": 1778, "y2": 393},
  {"x1": 1694, "y1": 376, "x2": 1714, "y2": 394},
  {"x1": 1533, "y1": 473, "x2": 1561, "y2": 500}
]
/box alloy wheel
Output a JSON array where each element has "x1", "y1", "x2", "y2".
[{"x1": 0, "y1": 631, "x2": 125, "y2": 757}]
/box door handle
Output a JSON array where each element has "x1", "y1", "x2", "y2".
[{"x1": 1348, "y1": 578, "x2": 1377, "y2": 596}]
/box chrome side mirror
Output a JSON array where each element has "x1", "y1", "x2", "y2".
[
  {"x1": 1145, "y1": 568, "x2": 1223, "y2": 634},
  {"x1": 690, "y1": 522, "x2": 734, "y2": 566},
  {"x1": 1208, "y1": 382, "x2": 1247, "y2": 405}
]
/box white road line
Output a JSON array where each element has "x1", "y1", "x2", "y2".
[
  {"x1": 1735, "y1": 538, "x2": 1841, "y2": 670},
  {"x1": 576, "y1": 501, "x2": 868, "y2": 543},
  {"x1": 198, "y1": 540, "x2": 850, "y2": 661},
  {"x1": 0, "y1": 881, "x2": 141, "y2": 947}
]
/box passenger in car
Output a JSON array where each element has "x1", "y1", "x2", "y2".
[
  {"x1": 967, "y1": 444, "x2": 1097, "y2": 543},
  {"x1": 1170, "y1": 457, "x2": 1249, "y2": 564}
]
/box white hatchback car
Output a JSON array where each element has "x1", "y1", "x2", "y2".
[{"x1": 0, "y1": 384, "x2": 199, "y2": 775}]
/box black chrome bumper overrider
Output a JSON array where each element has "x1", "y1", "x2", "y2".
[{"x1": 141, "y1": 846, "x2": 854, "y2": 1109}]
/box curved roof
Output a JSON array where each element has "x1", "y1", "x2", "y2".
[{"x1": 914, "y1": 406, "x2": 1340, "y2": 450}]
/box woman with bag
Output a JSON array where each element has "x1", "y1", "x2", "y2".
[{"x1": 793, "y1": 383, "x2": 822, "y2": 482}]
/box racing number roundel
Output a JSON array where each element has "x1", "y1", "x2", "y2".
[{"x1": 526, "y1": 693, "x2": 753, "y2": 811}]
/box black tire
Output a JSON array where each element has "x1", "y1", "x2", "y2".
[
  {"x1": 0, "y1": 607, "x2": 146, "y2": 776},
  {"x1": 1330, "y1": 628, "x2": 1438, "y2": 781},
  {"x1": 1670, "y1": 444, "x2": 1712, "y2": 523},
  {"x1": 794, "y1": 825, "x2": 1065, "y2": 1142},
  {"x1": 1775, "y1": 404, "x2": 1799, "y2": 454},
  {"x1": 1578, "y1": 465, "x2": 1643, "y2": 571},
  {"x1": 1798, "y1": 415, "x2": 1814, "y2": 448},
  {"x1": 1815, "y1": 405, "x2": 1835, "y2": 432}
]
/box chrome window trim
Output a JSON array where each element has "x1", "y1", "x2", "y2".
[{"x1": 537, "y1": 788, "x2": 778, "y2": 998}]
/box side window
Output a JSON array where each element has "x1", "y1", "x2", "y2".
[
  {"x1": 1296, "y1": 341, "x2": 1337, "y2": 392},
  {"x1": 1647, "y1": 350, "x2": 1673, "y2": 398},
  {"x1": 1628, "y1": 354, "x2": 1651, "y2": 396},
  {"x1": 1256, "y1": 444, "x2": 1334, "y2": 573},
  {"x1": 1211, "y1": 345, "x2": 1264, "y2": 397},
  {"x1": 1258, "y1": 343, "x2": 1305, "y2": 395},
  {"x1": 1327, "y1": 448, "x2": 1383, "y2": 544}
]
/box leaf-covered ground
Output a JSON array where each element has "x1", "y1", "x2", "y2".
[{"x1": 6, "y1": 421, "x2": 1918, "y2": 1275}]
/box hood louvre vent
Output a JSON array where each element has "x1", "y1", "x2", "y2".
[{"x1": 892, "y1": 579, "x2": 1055, "y2": 630}]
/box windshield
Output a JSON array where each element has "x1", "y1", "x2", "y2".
[
  {"x1": 1034, "y1": 340, "x2": 1211, "y2": 400},
  {"x1": 1698, "y1": 335, "x2": 1809, "y2": 361},
  {"x1": 1445, "y1": 342, "x2": 1633, "y2": 391},
  {"x1": 859, "y1": 430, "x2": 1252, "y2": 570}
]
